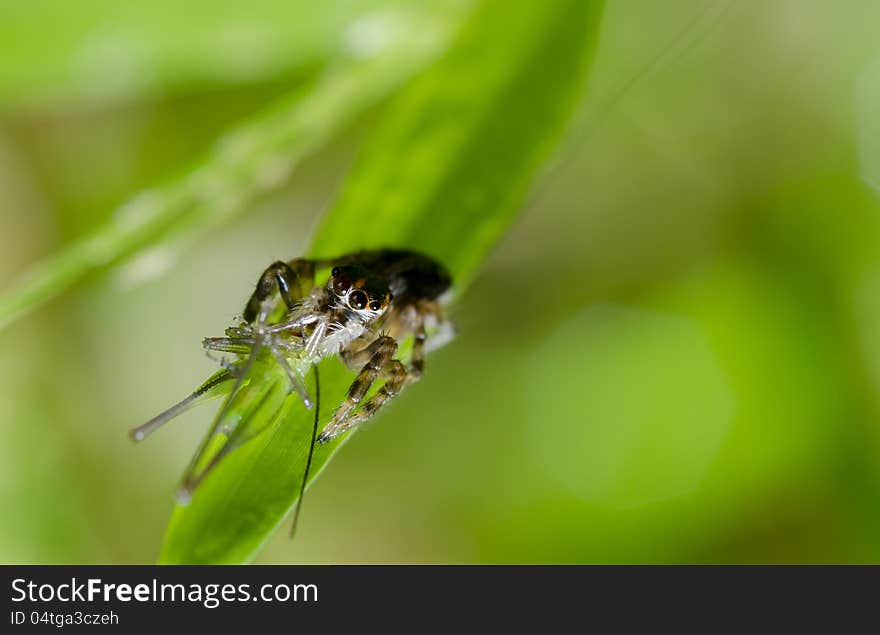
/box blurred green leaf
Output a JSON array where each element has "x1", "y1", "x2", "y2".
[
  {"x1": 159, "y1": 0, "x2": 605, "y2": 564},
  {"x1": 0, "y1": 8, "x2": 456, "y2": 331},
  {"x1": 0, "y1": 0, "x2": 463, "y2": 109}
]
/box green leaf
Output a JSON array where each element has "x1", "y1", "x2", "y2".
[
  {"x1": 159, "y1": 0, "x2": 605, "y2": 564},
  {"x1": 0, "y1": 0, "x2": 462, "y2": 109},
  {"x1": 0, "y1": 8, "x2": 456, "y2": 331}
]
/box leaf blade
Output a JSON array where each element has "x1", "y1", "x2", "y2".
[{"x1": 159, "y1": 0, "x2": 605, "y2": 564}]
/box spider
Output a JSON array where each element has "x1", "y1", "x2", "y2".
[{"x1": 130, "y1": 248, "x2": 454, "y2": 506}]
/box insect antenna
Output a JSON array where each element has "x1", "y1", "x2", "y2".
[
  {"x1": 129, "y1": 369, "x2": 233, "y2": 442},
  {"x1": 290, "y1": 363, "x2": 320, "y2": 538}
]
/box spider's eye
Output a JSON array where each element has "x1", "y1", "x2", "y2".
[
  {"x1": 369, "y1": 300, "x2": 382, "y2": 311},
  {"x1": 331, "y1": 266, "x2": 341, "y2": 277},
  {"x1": 333, "y1": 276, "x2": 350, "y2": 294},
  {"x1": 348, "y1": 290, "x2": 368, "y2": 310}
]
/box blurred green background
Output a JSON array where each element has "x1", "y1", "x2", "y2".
[{"x1": 2, "y1": 0, "x2": 880, "y2": 563}]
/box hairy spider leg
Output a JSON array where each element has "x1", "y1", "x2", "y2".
[
  {"x1": 339, "y1": 334, "x2": 395, "y2": 370},
  {"x1": 316, "y1": 320, "x2": 425, "y2": 442},
  {"x1": 318, "y1": 336, "x2": 398, "y2": 442},
  {"x1": 409, "y1": 315, "x2": 427, "y2": 380},
  {"x1": 243, "y1": 258, "x2": 316, "y2": 323},
  {"x1": 317, "y1": 301, "x2": 455, "y2": 442},
  {"x1": 331, "y1": 359, "x2": 408, "y2": 440}
]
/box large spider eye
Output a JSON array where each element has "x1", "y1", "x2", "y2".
[
  {"x1": 333, "y1": 276, "x2": 350, "y2": 294},
  {"x1": 369, "y1": 300, "x2": 382, "y2": 311},
  {"x1": 331, "y1": 266, "x2": 341, "y2": 277},
  {"x1": 348, "y1": 290, "x2": 368, "y2": 310}
]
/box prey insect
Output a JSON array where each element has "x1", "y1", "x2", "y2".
[{"x1": 130, "y1": 248, "x2": 454, "y2": 529}]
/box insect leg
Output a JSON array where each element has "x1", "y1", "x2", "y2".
[
  {"x1": 269, "y1": 344, "x2": 313, "y2": 409},
  {"x1": 318, "y1": 335, "x2": 397, "y2": 442},
  {"x1": 202, "y1": 336, "x2": 255, "y2": 356},
  {"x1": 176, "y1": 342, "x2": 262, "y2": 502},
  {"x1": 129, "y1": 369, "x2": 234, "y2": 442}
]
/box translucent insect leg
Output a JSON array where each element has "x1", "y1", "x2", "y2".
[
  {"x1": 176, "y1": 379, "x2": 287, "y2": 504},
  {"x1": 303, "y1": 319, "x2": 328, "y2": 360},
  {"x1": 129, "y1": 369, "x2": 234, "y2": 442},
  {"x1": 269, "y1": 344, "x2": 313, "y2": 409},
  {"x1": 202, "y1": 336, "x2": 256, "y2": 356},
  {"x1": 176, "y1": 330, "x2": 263, "y2": 503}
]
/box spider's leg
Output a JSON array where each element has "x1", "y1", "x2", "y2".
[
  {"x1": 241, "y1": 257, "x2": 328, "y2": 409},
  {"x1": 408, "y1": 298, "x2": 456, "y2": 356},
  {"x1": 319, "y1": 336, "x2": 396, "y2": 439},
  {"x1": 328, "y1": 313, "x2": 436, "y2": 436},
  {"x1": 424, "y1": 312, "x2": 456, "y2": 354},
  {"x1": 338, "y1": 333, "x2": 386, "y2": 371},
  {"x1": 243, "y1": 258, "x2": 316, "y2": 323},
  {"x1": 318, "y1": 335, "x2": 401, "y2": 442},
  {"x1": 318, "y1": 357, "x2": 408, "y2": 443},
  {"x1": 408, "y1": 315, "x2": 427, "y2": 381}
]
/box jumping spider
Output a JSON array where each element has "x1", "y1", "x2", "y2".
[{"x1": 131, "y1": 248, "x2": 454, "y2": 503}]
